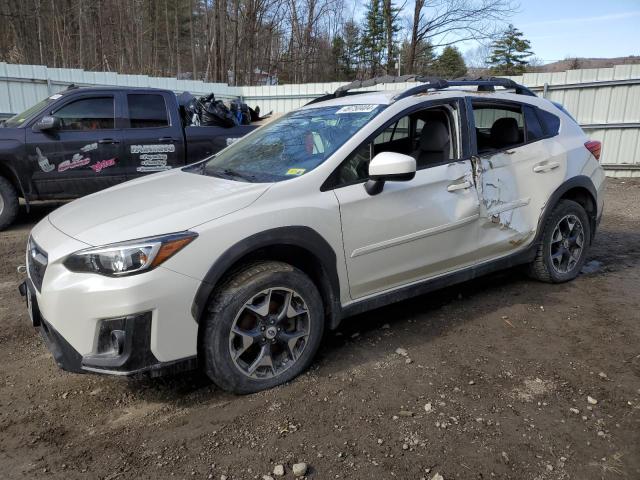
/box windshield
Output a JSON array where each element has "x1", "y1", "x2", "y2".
[
  {"x1": 3, "y1": 96, "x2": 58, "y2": 128},
  {"x1": 200, "y1": 104, "x2": 384, "y2": 182}
]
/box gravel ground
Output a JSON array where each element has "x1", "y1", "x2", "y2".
[{"x1": 1, "y1": 180, "x2": 639, "y2": 480}]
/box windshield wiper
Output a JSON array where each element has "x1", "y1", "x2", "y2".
[{"x1": 208, "y1": 168, "x2": 256, "y2": 182}]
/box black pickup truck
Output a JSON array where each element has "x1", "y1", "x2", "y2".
[{"x1": 0, "y1": 86, "x2": 258, "y2": 230}]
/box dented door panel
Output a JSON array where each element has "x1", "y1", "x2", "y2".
[
  {"x1": 335, "y1": 160, "x2": 480, "y2": 300},
  {"x1": 473, "y1": 138, "x2": 565, "y2": 261}
]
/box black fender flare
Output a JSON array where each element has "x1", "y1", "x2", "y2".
[
  {"x1": 191, "y1": 226, "x2": 342, "y2": 327},
  {"x1": 535, "y1": 175, "x2": 598, "y2": 244},
  {"x1": 0, "y1": 161, "x2": 29, "y2": 209}
]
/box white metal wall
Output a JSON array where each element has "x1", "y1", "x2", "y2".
[
  {"x1": 505, "y1": 65, "x2": 640, "y2": 177},
  {"x1": 1, "y1": 62, "x2": 639, "y2": 175},
  {"x1": 0, "y1": 62, "x2": 238, "y2": 116}
]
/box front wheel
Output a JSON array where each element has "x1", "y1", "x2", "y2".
[
  {"x1": 528, "y1": 199, "x2": 591, "y2": 283},
  {"x1": 201, "y1": 261, "x2": 325, "y2": 394}
]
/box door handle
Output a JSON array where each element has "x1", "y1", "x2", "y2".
[
  {"x1": 533, "y1": 161, "x2": 559, "y2": 173},
  {"x1": 98, "y1": 138, "x2": 120, "y2": 145},
  {"x1": 447, "y1": 180, "x2": 472, "y2": 192},
  {"x1": 158, "y1": 137, "x2": 177, "y2": 143}
]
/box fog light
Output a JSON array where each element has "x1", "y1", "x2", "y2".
[
  {"x1": 96, "y1": 317, "x2": 126, "y2": 355},
  {"x1": 111, "y1": 330, "x2": 125, "y2": 355}
]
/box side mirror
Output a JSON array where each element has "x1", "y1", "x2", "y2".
[
  {"x1": 33, "y1": 115, "x2": 60, "y2": 132},
  {"x1": 365, "y1": 151, "x2": 416, "y2": 195}
]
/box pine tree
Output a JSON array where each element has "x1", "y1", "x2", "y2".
[
  {"x1": 332, "y1": 36, "x2": 347, "y2": 80},
  {"x1": 434, "y1": 46, "x2": 467, "y2": 79},
  {"x1": 343, "y1": 21, "x2": 361, "y2": 78},
  {"x1": 488, "y1": 24, "x2": 533, "y2": 75},
  {"x1": 361, "y1": 0, "x2": 385, "y2": 76},
  {"x1": 382, "y1": 0, "x2": 401, "y2": 74}
]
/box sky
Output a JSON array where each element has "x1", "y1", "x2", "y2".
[
  {"x1": 363, "y1": 0, "x2": 640, "y2": 64},
  {"x1": 504, "y1": 0, "x2": 640, "y2": 62}
]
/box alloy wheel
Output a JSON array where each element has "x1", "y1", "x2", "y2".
[
  {"x1": 228, "y1": 287, "x2": 311, "y2": 379},
  {"x1": 549, "y1": 214, "x2": 585, "y2": 274}
]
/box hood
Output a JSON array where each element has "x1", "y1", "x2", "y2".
[{"x1": 48, "y1": 169, "x2": 271, "y2": 245}]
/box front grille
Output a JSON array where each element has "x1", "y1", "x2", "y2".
[{"x1": 27, "y1": 236, "x2": 48, "y2": 292}]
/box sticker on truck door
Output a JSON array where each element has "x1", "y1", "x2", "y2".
[
  {"x1": 35, "y1": 147, "x2": 55, "y2": 172},
  {"x1": 131, "y1": 145, "x2": 174, "y2": 172},
  {"x1": 91, "y1": 158, "x2": 116, "y2": 173},
  {"x1": 130, "y1": 145, "x2": 176, "y2": 154},
  {"x1": 58, "y1": 153, "x2": 90, "y2": 172}
]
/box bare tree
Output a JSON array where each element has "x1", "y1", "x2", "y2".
[
  {"x1": 0, "y1": 0, "x2": 516, "y2": 84},
  {"x1": 406, "y1": 0, "x2": 517, "y2": 73}
]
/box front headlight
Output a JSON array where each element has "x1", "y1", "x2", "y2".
[{"x1": 63, "y1": 231, "x2": 198, "y2": 277}]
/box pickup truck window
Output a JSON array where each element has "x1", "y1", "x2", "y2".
[
  {"x1": 199, "y1": 104, "x2": 384, "y2": 183},
  {"x1": 127, "y1": 94, "x2": 169, "y2": 128},
  {"x1": 54, "y1": 97, "x2": 114, "y2": 130}
]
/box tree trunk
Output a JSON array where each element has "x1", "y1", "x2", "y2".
[
  {"x1": 189, "y1": 0, "x2": 197, "y2": 79},
  {"x1": 165, "y1": 0, "x2": 173, "y2": 74},
  {"x1": 78, "y1": 0, "x2": 83, "y2": 68},
  {"x1": 232, "y1": 0, "x2": 239, "y2": 85},
  {"x1": 175, "y1": 0, "x2": 181, "y2": 77},
  {"x1": 407, "y1": 0, "x2": 423, "y2": 74},
  {"x1": 35, "y1": 0, "x2": 44, "y2": 64},
  {"x1": 383, "y1": 0, "x2": 393, "y2": 74}
]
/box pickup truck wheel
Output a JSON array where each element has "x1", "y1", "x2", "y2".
[
  {"x1": 0, "y1": 176, "x2": 18, "y2": 231},
  {"x1": 528, "y1": 199, "x2": 591, "y2": 283},
  {"x1": 201, "y1": 261, "x2": 325, "y2": 394}
]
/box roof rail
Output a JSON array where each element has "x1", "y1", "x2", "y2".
[
  {"x1": 305, "y1": 75, "x2": 536, "y2": 106},
  {"x1": 452, "y1": 76, "x2": 536, "y2": 96},
  {"x1": 306, "y1": 90, "x2": 378, "y2": 105},
  {"x1": 305, "y1": 75, "x2": 447, "y2": 105},
  {"x1": 393, "y1": 76, "x2": 537, "y2": 100}
]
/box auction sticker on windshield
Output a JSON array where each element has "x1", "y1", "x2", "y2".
[{"x1": 336, "y1": 104, "x2": 379, "y2": 114}]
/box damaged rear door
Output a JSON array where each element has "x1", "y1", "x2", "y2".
[{"x1": 468, "y1": 98, "x2": 565, "y2": 260}]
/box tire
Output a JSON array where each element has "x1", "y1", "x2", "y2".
[
  {"x1": 528, "y1": 199, "x2": 591, "y2": 283},
  {"x1": 0, "y1": 176, "x2": 19, "y2": 231},
  {"x1": 201, "y1": 261, "x2": 325, "y2": 394}
]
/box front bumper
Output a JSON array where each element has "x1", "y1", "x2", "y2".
[
  {"x1": 22, "y1": 217, "x2": 203, "y2": 377},
  {"x1": 20, "y1": 279, "x2": 197, "y2": 376}
]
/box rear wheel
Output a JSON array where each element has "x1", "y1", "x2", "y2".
[
  {"x1": 201, "y1": 261, "x2": 324, "y2": 394},
  {"x1": 0, "y1": 176, "x2": 18, "y2": 231},
  {"x1": 528, "y1": 199, "x2": 591, "y2": 283}
]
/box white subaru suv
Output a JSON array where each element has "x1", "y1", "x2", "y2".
[{"x1": 21, "y1": 77, "x2": 605, "y2": 393}]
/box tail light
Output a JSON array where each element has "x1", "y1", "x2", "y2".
[{"x1": 584, "y1": 140, "x2": 601, "y2": 161}]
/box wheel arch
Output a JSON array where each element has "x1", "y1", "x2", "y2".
[
  {"x1": 191, "y1": 226, "x2": 343, "y2": 332},
  {"x1": 538, "y1": 175, "x2": 598, "y2": 244},
  {"x1": 0, "y1": 162, "x2": 27, "y2": 201}
]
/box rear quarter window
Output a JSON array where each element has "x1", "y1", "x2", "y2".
[
  {"x1": 537, "y1": 108, "x2": 561, "y2": 137},
  {"x1": 524, "y1": 106, "x2": 544, "y2": 142}
]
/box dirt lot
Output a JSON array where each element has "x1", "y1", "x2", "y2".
[{"x1": 1, "y1": 180, "x2": 639, "y2": 480}]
